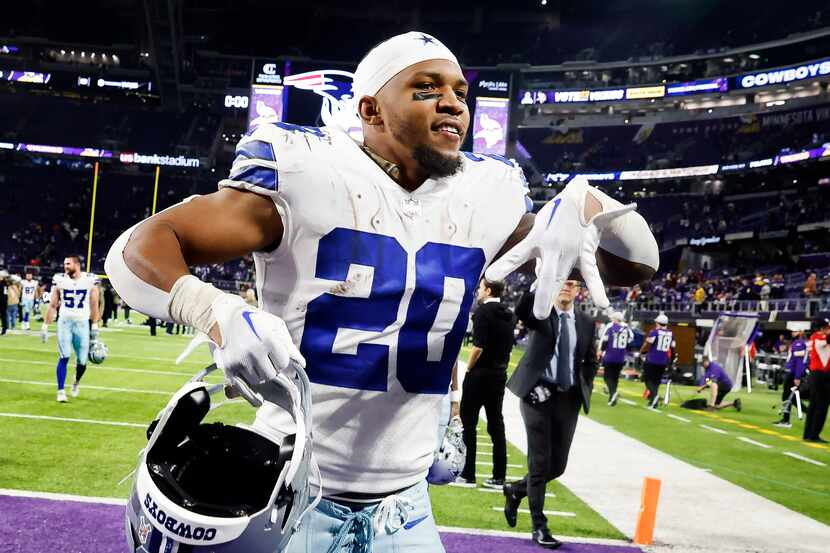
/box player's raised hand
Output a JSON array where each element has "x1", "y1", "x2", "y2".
[
  {"x1": 485, "y1": 177, "x2": 635, "y2": 318},
  {"x1": 209, "y1": 295, "x2": 306, "y2": 407}
]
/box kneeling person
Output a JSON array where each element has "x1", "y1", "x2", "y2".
[{"x1": 698, "y1": 356, "x2": 741, "y2": 411}]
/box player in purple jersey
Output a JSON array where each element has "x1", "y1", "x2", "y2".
[
  {"x1": 599, "y1": 311, "x2": 633, "y2": 406},
  {"x1": 697, "y1": 357, "x2": 741, "y2": 411},
  {"x1": 640, "y1": 313, "x2": 675, "y2": 409},
  {"x1": 775, "y1": 330, "x2": 808, "y2": 427}
]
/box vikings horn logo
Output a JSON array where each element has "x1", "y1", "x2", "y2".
[{"x1": 283, "y1": 70, "x2": 362, "y2": 140}]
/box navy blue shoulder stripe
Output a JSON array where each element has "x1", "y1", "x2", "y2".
[
  {"x1": 236, "y1": 140, "x2": 276, "y2": 162},
  {"x1": 228, "y1": 164, "x2": 278, "y2": 191}
]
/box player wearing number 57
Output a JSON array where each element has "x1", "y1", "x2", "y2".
[
  {"x1": 106, "y1": 31, "x2": 657, "y2": 553},
  {"x1": 42, "y1": 256, "x2": 101, "y2": 402}
]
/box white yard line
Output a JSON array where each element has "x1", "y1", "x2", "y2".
[
  {"x1": 0, "y1": 346, "x2": 205, "y2": 365},
  {"x1": 0, "y1": 412, "x2": 145, "y2": 428},
  {"x1": 667, "y1": 414, "x2": 691, "y2": 423},
  {"x1": 619, "y1": 398, "x2": 637, "y2": 406},
  {"x1": 0, "y1": 488, "x2": 127, "y2": 505},
  {"x1": 475, "y1": 473, "x2": 522, "y2": 480},
  {"x1": 474, "y1": 461, "x2": 522, "y2": 468},
  {"x1": 0, "y1": 377, "x2": 171, "y2": 395},
  {"x1": 783, "y1": 452, "x2": 827, "y2": 467},
  {"x1": 700, "y1": 424, "x2": 728, "y2": 435},
  {"x1": 477, "y1": 488, "x2": 555, "y2": 498},
  {"x1": 489, "y1": 506, "x2": 575, "y2": 517},
  {"x1": 0, "y1": 357, "x2": 201, "y2": 377},
  {"x1": 737, "y1": 437, "x2": 772, "y2": 449}
]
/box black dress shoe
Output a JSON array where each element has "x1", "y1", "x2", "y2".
[
  {"x1": 503, "y1": 485, "x2": 521, "y2": 528},
  {"x1": 532, "y1": 528, "x2": 563, "y2": 549},
  {"x1": 805, "y1": 437, "x2": 829, "y2": 444}
]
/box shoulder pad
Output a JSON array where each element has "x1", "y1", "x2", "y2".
[{"x1": 461, "y1": 152, "x2": 531, "y2": 210}]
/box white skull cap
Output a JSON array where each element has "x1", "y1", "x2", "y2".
[{"x1": 353, "y1": 32, "x2": 460, "y2": 101}]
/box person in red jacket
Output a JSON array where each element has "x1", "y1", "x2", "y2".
[{"x1": 804, "y1": 318, "x2": 830, "y2": 443}]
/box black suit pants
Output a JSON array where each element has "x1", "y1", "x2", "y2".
[
  {"x1": 804, "y1": 371, "x2": 830, "y2": 440},
  {"x1": 460, "y1": 370, "x2": 507, "y2": 481},
  {"x1": 510, "y1": 386, "x2": 581, "y2": 530}
]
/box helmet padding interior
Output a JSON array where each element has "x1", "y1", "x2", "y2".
[{"x1": 146, "y1": 388, "x2": 295, "y2": 518}]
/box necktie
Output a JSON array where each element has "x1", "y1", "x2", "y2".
[{"x1": 556, "y1": 313, "x2": 573, "y2": 391}]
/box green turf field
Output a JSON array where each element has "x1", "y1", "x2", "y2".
[
  {"x1": 458, "y1": 344, "x2": 830, "y2": 526},
  {"x1": 585, "y1": 373, "x2": 830, "y2": 525},
  {"x1": 0, "y1": 321, "x2": 622, "y2": 539}
]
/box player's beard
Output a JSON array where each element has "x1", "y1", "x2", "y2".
[
  {"x1": 412, "y1": 144, "x2": 463, "y2": 179},
  {"x1": 389, "y1": 114, "x2": 463, "y2": 179}
]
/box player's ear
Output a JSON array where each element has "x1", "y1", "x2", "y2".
[{"x1": 358, "y1": 96, "x2": 383, "y2": 126}]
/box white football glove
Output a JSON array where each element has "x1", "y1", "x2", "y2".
[
  {"x1": 486, "y1": 177, "x2": 635, "y2": 318},
  {"x1": 40, "y1": 323, "x2": 49, "y2": 343},
  {"x1": 90, "y1": 323, "x2": 100, "y2": 343},
  {"x1": 207, "y1": 294, "x2": 305, "y2": 407}
]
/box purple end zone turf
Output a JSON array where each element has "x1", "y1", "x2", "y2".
[
  {"x1": 0, "y1": 494, "x2": 642, "y2": 553},
  {"x1": 439, "y1": 532, "x2": 641, "y2": 553}
]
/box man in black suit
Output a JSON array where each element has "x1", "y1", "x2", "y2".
[
  {"x1": 502, "y1": 280, "x2": 598, "y2": 549},
  {"x1": 457, "y1": 278, "x2": 516, "y2": 488}
]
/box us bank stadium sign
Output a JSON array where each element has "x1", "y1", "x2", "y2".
[{"x1": 120, "y1": 152, "x2": 200, "y2": 168}]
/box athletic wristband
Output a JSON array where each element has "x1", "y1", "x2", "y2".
[
  {"x1": 450, "y1": 390, "x2": 462, "y2": 403},
  {"x1": 167, "y1": 275, "x2": 224, "y2": 336}
]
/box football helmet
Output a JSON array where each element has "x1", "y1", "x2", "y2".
[
  {"x1": 88, "y1": 340, "x2": 108, "y2": 364},
  {"x1": 125, "y1": 362, "x2": 319, "y2": 552},
  {"x1": 426, "y1": 415, "x2": 466, "y2": 484}
]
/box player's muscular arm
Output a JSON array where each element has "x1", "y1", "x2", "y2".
[
  {"x1": 124, "y1": 188, "x2": 282, "y2": 291},
  {"x1": 89, "y1": 285, "x2": 101, "y2": 324},
  {"x1": 44, "y1": 287, "x2": 60, "y2": 325}
]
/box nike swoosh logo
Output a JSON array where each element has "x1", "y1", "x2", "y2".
[
  {"x1": 241, "y1": 311, "x2": 261, "y2": 340},
  {"x1": 403, "y1": 515, "x2": 429, "y2": 530},
  {"x1": 545, "y1": 198, "x2": 562, "y2": 228}
]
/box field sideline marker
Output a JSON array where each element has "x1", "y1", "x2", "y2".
[{"x1": 634, "y1": 477, "x2": 661, "y2": 545}]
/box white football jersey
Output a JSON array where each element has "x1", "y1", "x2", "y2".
[
  {"x1": 53, "y1": 272, "x2": 98, "y2": 321},
  {"x1": 219, "y1": 122, "x2": 529, "y2": 495},
  {"x1": 21, "y1": 279, "x2": 39, "y2": 301}
]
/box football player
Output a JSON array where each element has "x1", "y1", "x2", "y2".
[
  {"x1": 19, "y1": 272, "x2": 40, "y2": 331},
  {"x1": 43, "y1": 256, "x2": 101, "y2": 402},
  {"x1": 107, "y1": 32, "x2": 658, "y2": 552},
  {"x1": 640, "y1": 313, "x2": 676, "y2": 409},
  {"x1": 599, "y1": 311, "x2": 634, "y2": 406}
]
